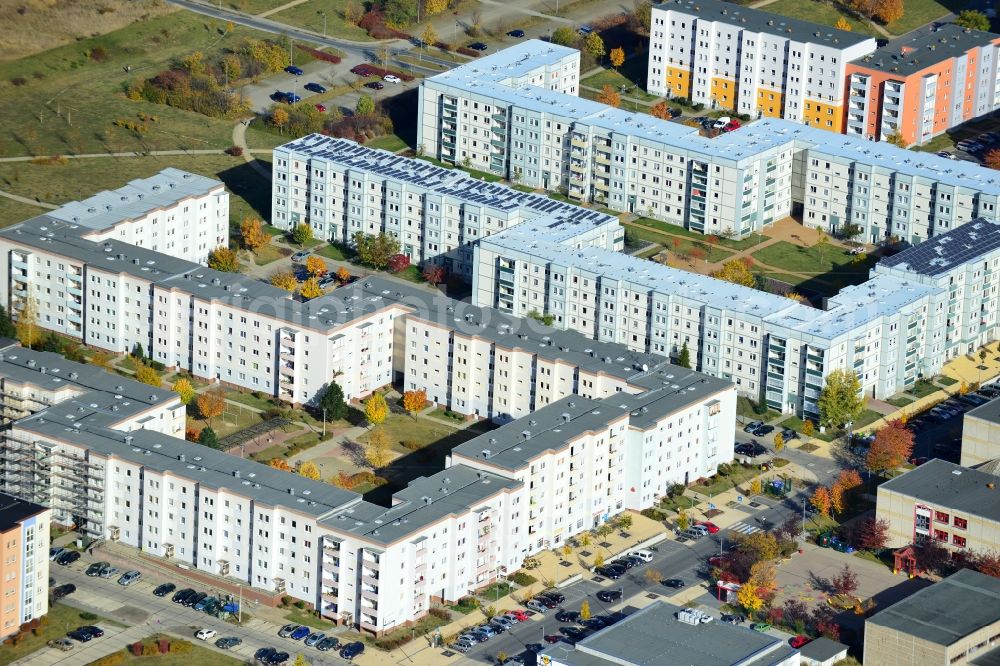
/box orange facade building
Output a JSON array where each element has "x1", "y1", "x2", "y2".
[
  {"x1": 0, "y1": 494, "x2": 49, "y2": 638},
  {"x1": 845, "y1": 25, "x2": 1000, "y2": 146}
]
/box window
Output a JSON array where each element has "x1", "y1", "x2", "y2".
[
  {"x1": 952, "y1": 535, "x2": 966, "y2": 547},
  {"x1": 953, "y1": 517, "x2": 967, "y2": 530},
  {"x1": 934, "y1": 511, "x2": 949, "y2": 523},
  {"x1": 933, "y1": 529, "x2": 948, "y2": 542}
]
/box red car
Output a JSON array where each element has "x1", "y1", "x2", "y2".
[
  {"x1": 315, "y1": 104, "x2": 327, "y2": 113},
  {"x1": 790, "y1": 635, "x2": 812, "y2": 649},
  {"x1": 708, "y1": 554, "x2": 728, "y2": 566},
  {"x1": 723, "y1": 119, "x2": 742, "y2": 132},
  {"x1": 696, "y1": 521, "x2": 720, "y2": 534},
  {"x1": 505, "y1": 609, "x2": 529, "y2": 622},
  {"x1": 350, "y1": 64, "x2": 376, "y2": 76},
  {"x1": 544, "y1": 634, "x2": 563, "y2": 644},
  {"x1": 910, "y1": 456, "x2": 928, "y2": 466}
]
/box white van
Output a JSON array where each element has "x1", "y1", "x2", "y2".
[{"x1": 632, "y1": 549, "x2": 654, "y2": 562}]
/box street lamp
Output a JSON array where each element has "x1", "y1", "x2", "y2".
[{"x1": 320, "y1": 11, "x2": 327, "y2": 37}]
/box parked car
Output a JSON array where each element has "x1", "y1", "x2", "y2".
[
  {"x1": 754, "y1": 424, "x2": 774, "y2": 436},
  {"x1": 340, "y1": 641, "x2": 365, "y2": 660},
  {"x1": 556, "y1": 610, "x2": 581, "y2": 623},
  {"x1": 291, "y1": 625, "x2": 311, "y2": 640},
  {"x1": 743, "y1": 420, "x2": 763, "y2": 434},
  {"x1": 284, "y1": 65, "x2": 304, "y2": 76},
  {"x1": 47, "y1": 637, "x2": 75, "y2": 651},
  {"x1": 49, "y1": 547, "x2": 67, "y2": 561},
  {"x1": 184, "y1": 592, "x2": 207, "y2": 607},
  {"x1": 720, "y1": 613, "x2": 745, "y2": 624},
  {"x1": 366, "y1": 81, "x2": 384, "y2": 89},
  {"x1": 492, "y1": 616, "x2": 514, "y2": 629},
  {"x1": 194, "y1": 596, "x2": 216, "y2": 612},
  {"x1": 583, "y1": 616, "x2": 610, "y2": 630},
  {"x1": 86, "y1": 562, "x2": 108, "y2": 576},
  {"x1": 780, "y1": 429, "x2": 799, "y2": 442},
  {"x1": 668, "y1": 107, "x2": 682, "y2": 118},
  {"x1": 453, "y1": 638, "x2": 475, "y2": 652},
  {"x1": 561, "y1": 626, "x2": 588, "y2": 641},
  {"x1": 723, "y1": 119, "x2": 741, "y2": 132},
  {"x1": 314, "y1": 103, "x2": 327, "y2": 113},
  {"x1": 78, "y1": 626, "x2": 104, "y2": 638},
  {"x1": 384, "y1": 74, "x2": 401, "y2": 83},
  {"x1": 97, "y1": 565, "x2": 119, "y2": 578},
  {"x1": 505, "y1": 609, "x2": 529, "y2": 622},
  {"x1": 525, "y1": 599, "x2": 548, "y2": 612},
  {"x1": 118, "y1": 570, "x2": 141, "y2": 586},
  {"x1": 316, "y1": 636, "x2": 340, "y2": 651},
  {"x1": 632, "y1": 549, "x2": 653, "y2": 562},
  {"x1": 712, "y1": 116, "x2": 732, "y2": 130},
  {"x1": 51, "y1": 584, "x2": 76, "y2": 600},
  {"x1": 751, "y1": 622, "x2": 772, "y2": 632},
  {"x1": 215, "y1": 636, "x2": 242, "y2": 649},
  {"x1": 597, "y1": 589, "x2": 622, "y2": 603},
  {"x1": 304, "y1": 631, "x2": 326, "y2": 647},
  {"x1": 291, "y1": 250, "x2": 311, "y2": 262},
  {"x1": 578, "y1": 25, "x2": 593, "y2": 35},
  {"x1": 595, "y1": 565, "x2": 622, "y2": 579},
  {"x1": 543, "y1": 592, "x2": 566, "y2": 604},
  {"x1": 255, "y1": 647, "x2": 277, "y2": 661},
  {"x1": 468, "y1": 42, "x2": 488, "y2": 51},
  {"x1": 268, "y1": 651, "x2": 290, "y2": 664},
  {"x1": 695, "y1": 521, "x2": 719, "y2": 534},
  {"x1": 304, "y1": 82, "x2": 326, "y2": 93},
  {"x1": 662, "y1": 578, "x2": 685, "y2": 588},
  {"x1": 790, "y1": 635, "x2": 812, "y2": 648},
  {"x1": 153, "y1": 583, "x2": 176, "y2": 597},
  {"x1": 507, "y1": 29, "x2": 525, "y2": 37},
  {"x1": 195, "y1": 628, "x2": 217, "y2": 641},
  {"x1": 476, "y1": 624, "x2": 497, "y2": 638},
  {"x1": 172, "y1": 588, "x2": 195, "y2": 603},
  {"x1": 67, "y1": 629, "x2": 94, "y2": 642},
  {"x1": 56, "y1": 551, "x2": 80, "y2": 566},
  {"x1": 544, "y1": 634, "x2": 563, "y2": 644},
  {"x1": 536, "y1": 596, "x2": 559, "y2": 609},
  {"x1": 284, "y1": 92, "x2": 301, "y2": 103},
  {"x1": 936, "y1": 151, "x2": 957, "y2": 159}
]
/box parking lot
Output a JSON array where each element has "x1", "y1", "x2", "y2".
[{"x1": 46, "y1": 551, "x2": 354, "y2": 666}]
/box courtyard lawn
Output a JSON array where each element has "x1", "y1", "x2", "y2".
[
  {"x1": 190, "y1": 403, "x2": 263, "y2": 439},
  {"x1": 779, "y1": 416, "x2": 833, "y2": 442},
  {"x1": 100, "y1": 635, "x2": 243, "y2": 666},
  {"x1": 0, "y1": 198, "x2": 49, "y2": 229},
  {"x1": 629, "y1": 217, "x2": 763, "y2": 251},
  {"x1": 753, "y1": 241, "x2": 879, "y2": 295},
  {"x1": 580, "y1": 58, "x2": 660, "y2": 103},
  {"x1": 243, "y1": 242, "x2": 292, "y2": 267},
  {"x1": 885, "y1": 0, "x2": 956, "y2": 35},
  {"x1": 360, "y1": 414, "x2": 466, "y2": 454},
  {"x1": 737, "y1": 396, "x2": 781, "y2": 423},
  {"x1": 757, "y1": 0, "x2": 881, "y2": 36},
  {"x1": 0, "y1": 604, "x2": 116, "y2": 666},
  {"x1": 627, "y1": 225, "x2": 735, "y2": 263},
  {"x1": 363, "y1": 133, "x2": 410, "y2": 152},
  {"x1": 886, "y1": 395, "x2": 915, "y2": 408}
]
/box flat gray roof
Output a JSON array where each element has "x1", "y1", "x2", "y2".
[
  {"x1": 879, "y1": 458, "x2": 1000, "y2": 523},
  {"x1": 654, "y1": 0, "x2": 872, "y2": 47},
  {"x1": 451, "y1": 367, "x2": 730, "y2": 471},
  {"x1": 0, "y1": 491, "x2": 48, "y2": 531},
  {"x1": 971, "y1": 645, "x2": 1000, "y2": 666},
  {"x1": 318, "y1": 465, "x2": 521, "y2": 546},
  {"x1": 540, "y1": 601, "x2": 797, "y2": 666},
  {"x1": 867, "y1": 569, "x2": 1000, "y2": 646},
  {"x1": 879, "y1": 218, "x2": 1000, "y2": 276},
  {"x1": 16, "y1": 410, "x2": 361, "y2": 518},
  {"x1": 966, "y1": 396, "x2": 1000, "y2": 426},
  {"x1": 0, "y1": 343, "x2": 180, "y2": 429},
  {"x1": 855, "y1": 24, "x2": 1000, "y2": 77},
  {"x1": 47, "y1": 167, "x2": 222, "y2": 232},
  {"x1": 798, "y1": 636, "x2": 848, "y2": 662}
]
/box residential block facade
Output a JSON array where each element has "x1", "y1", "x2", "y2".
[
  {"x1": 416, "y1": 40, "x2": 1000, "y2": 244},
  {"x1": 648, "y1": 0, "x2": 877, "y2": 130},
  {"x1": 0, "y1": 493, "x2": 49, "y2": 638},
  {"x1": 846, "y1": 25, "x2": 1000, "y2": 146}
]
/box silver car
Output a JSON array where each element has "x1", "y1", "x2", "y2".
[{"x1": 118, "y1": 570, "x2": 141, "y2": 586}]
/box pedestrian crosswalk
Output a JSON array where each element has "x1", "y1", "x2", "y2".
[{"x1": 728, "y1": 521, "x2": 762, "y2": 535}]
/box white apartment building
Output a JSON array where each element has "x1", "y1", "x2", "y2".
[
  {"x1": 270, "y1": 134, "x2": 622, "y2": 277},
  {"x1": 472, "y1": 213, "x2": 1000, "y2": 418},
  {"x1": 0, "y1": 312, "x2": 733, "y2": 634},
  {"x1": 418, "y1": 41, "x2": 1000, "y2": 243},
  {"x1": 648, "y1": 0, "x2": 876, "y2": 130}
]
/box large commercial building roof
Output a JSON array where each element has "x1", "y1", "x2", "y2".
[
  {"x1": 853, "y1": 24, "x2": 1000, "y2": 77},
  {"x1": 867, "y1": 569, "x2": 1000, "y2": 646},
  {"x1": 46, "y1": 167, "x2": 223, "y2": 232},
  {"x1": 878, "y1": 218, "x2": 1000, "y2": 276},
  {"x1": 654, "y1": 0, "x2": 871, "y2": 48},
  {"x1": 966, "y1": 396, "x2": 1000, "y2": 425},
  {"x1": 0, "y1": 492, "x2": 47, "y2": 531},
  {"x1": 879, "y1": 458, "x2": 1000, "y2": 523},
  {"x1": 540, "y1": 601, "x2": 797, "y2": 666}
]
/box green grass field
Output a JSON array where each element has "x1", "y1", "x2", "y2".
[
  {"x1": 0, "y1": 604, "x2": 115, "y2": 666},
  {"x1": 580, "y1": 58, "x2": 660, "y2": 103},
  {"x1": 267, "y1": 0, "x2": 372, "y2": 41},
  {"x1": 0, "y1": 154, "x2": 271, "y2": 228},
  {"x1": 753, "y1": 240, "x2": 878, "y2": 295},
  {"x1": 0, "y1": 12, "x2": 281, "y2": 159},
  {"x1": 885, "y1": 0, "x2": 956, "y2": 35},
  {"x1": 360, "y1": 414, "x2": 466, "y2": 454},
  {"x1": 758, "y1": 0, "x2": 881, "y2": 36},
  {"x1": 103, "y1": 635, "x2": 244, "y2": 666},
  {"x1": 0, "y1": 197, "x2": 49, "y2": 229}
]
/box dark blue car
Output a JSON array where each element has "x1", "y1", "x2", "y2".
[
  {"x1": 290, "y1": 625, "x2": 310, "y2": 640},
  {"x1": 285, "y1": 65, "x2": 304, "y2": 76}
]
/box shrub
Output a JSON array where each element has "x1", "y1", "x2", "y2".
[
  {"x1": 387, "y1": 253, "x2": 410, "y2": 273},
  {"x1": 401, "y1": 439, "x2": 423, "y2": 451},
  {"x1": 297, "y1": 45, "x2": 343, "y2": 64},
  {"x1": 456, "y1": 47, "x2": 481, "y2": 57},
  {"x1": 93, "y1": 653, "x2": 127, "y2": 666},
  {"x1": 294, "y1": 600, "x2": 306, "y2": 609},
  {"x1": 10, "y1": 76, "x2": 27, "y2": 86},
  {"x1": 509, "y1": 571, "x2": 537, "y2": 586},
  {"x1": 427, "y1": 607, "x2": 451, "y2": 620},
  {"x1": 88, "y1": 45, "x2": 110, "y2": 62},
  {"x1": 225, "y1": 145, "x2": 244, "y2": 156},
  {"x1": 149, "y1": 360, "x2": 166, "y2": 371},
  {"x1": 79, "y1": 612, "x2": 98, "y2": 621},
  {"x1": 168, "y1": 639, "x2": 193, "y2": 653}
]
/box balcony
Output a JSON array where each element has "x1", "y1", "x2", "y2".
[{"x1": 595, "y1": 153, "x2": 610, "y2": 166}]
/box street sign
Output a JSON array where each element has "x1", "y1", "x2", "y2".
[
  {"x1": 737, "y1": 495, "x2": 744, "y2": 503},
  {"x1": 708, "y1": 503, "x2": 716, "y2": 510}
]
